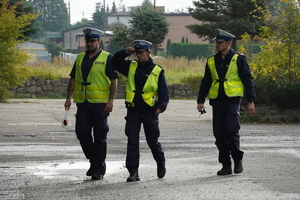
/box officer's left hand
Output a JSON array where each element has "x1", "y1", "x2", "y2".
[
  {"x1": 104, "y1": 101, "x2": 113, "y2": 113},
  {"x1": 155, "y1": 108, "x2": 162, "y2": 115},
  {"x1": 247, "y1": 102, "x2": 255, "y2": 116}
]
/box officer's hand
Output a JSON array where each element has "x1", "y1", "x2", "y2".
[
  {"x1": 155, "y1": 108, "x2": 162, "y2": 115},
  {"x1": 64, "y1": 100, "x2": 71, "y2": 110},
  {"x1": 247, "y1": 102, "x2": 255, "y2": 116},
  {"x1": 104, "y1": 101, "x2": 113, "y2": 113},
  {"x1": 197, "y1": 103, "x2": 204, "y2": 112},
  {"x1": 125, "y1": 47, "x2": 135, "y2": 55}
]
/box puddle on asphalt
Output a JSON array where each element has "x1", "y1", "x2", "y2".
[{"x1": 28, "y1": 161, "x2": 126, "y2": 179}]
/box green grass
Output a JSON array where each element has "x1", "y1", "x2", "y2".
[
  {"x1": 154, "y1": 56, "x2": 206, "y2": 84},
  {"x1": 25, "y1": 56, "x2": 206, "y2": 85},
  {"x1": 26, "y1": 57, "x2": 72, "y2": 80}
]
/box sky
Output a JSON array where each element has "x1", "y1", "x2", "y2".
[{"x1": 63, "y1": 0, "x2": 195, "y2": 24}]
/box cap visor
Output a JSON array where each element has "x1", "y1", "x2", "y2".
[
  {"x1": 85, "y1": 37, "x2": 99, "y2": 42},
  {"x1": 215, "y1": 39, "x2": 225, "y2": 42},
  {"x1": 136, "y1": 48, "x2": 146, "y2": 52}
]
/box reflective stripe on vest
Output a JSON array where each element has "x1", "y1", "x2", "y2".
[
  {"x1": 207, "y1": 54, "x2": 244, "y2": 99},
  {"x1": 126, "y1": 61, "x2": 162, "y2": 107},
  {"x1": 73, "y1": 51, "x2": 111, "y2": 103}
]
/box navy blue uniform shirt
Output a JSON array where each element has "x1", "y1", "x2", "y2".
[
  {"x1": 112, "y1": 49, "x2": 169, "y2": 112},
  {"x1": 70, "y1": 50, "x2": 119, "y2": 81},
  {"x1": 197, "y1": 48, "x2": 256, "y2": 104}
]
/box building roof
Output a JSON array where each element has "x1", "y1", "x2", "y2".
[
  {"x1": 61, "y1": 24, "x2": 100, "y2": 33},
  {"x1": 108, "y1": 12, "x2": 191, "y2": 17}
]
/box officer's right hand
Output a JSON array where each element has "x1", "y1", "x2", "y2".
[
  {"x1": 125, "y1": 47, "x2": 135, "y2": 55},
  {"x1": 64, "y1": 100, "x2": 71, "y2": 110},
  {"x1": 247, "y1": 102, "x2": 255, "y2": 116},
  {"x1": 197, "y1": 103, "x2": 204, "y2": 112}
]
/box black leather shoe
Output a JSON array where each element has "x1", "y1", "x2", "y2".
[
  {"x1": 217, "y1": 162, "x2": 232, "y2": 175},
  {"x1": 157, "y1": 162, "x2": 166, "y2": 178},
  {"x1": 86, "y1": 167, "x2": 93, "y2": 176},
  {"x1": 126, "y1": 173, "x2": 140, "y2": 182},
  {"x1": 234, "y1": 160, "x2": 243, "y2": 174},
  {"x1": 91, "y1": 174, "x2": 103, "y2": 180}
]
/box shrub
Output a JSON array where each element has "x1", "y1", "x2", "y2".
[
  {"x1": 180, "y1": 74, "x2": 203, "y2": 91},
  {"x1": 254, "y1": 76, "x2": 300, "y2": 110}
]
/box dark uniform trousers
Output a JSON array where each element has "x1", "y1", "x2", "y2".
[
  {"x1": 75, "y1": 102, "x2": 109, "y2": 175},
  {"x1": 212, "y1": 98, "x2": 244, "y2": 164},
  {"x1": 125, "y1": 107, "x2": 165, "y2": 174}
]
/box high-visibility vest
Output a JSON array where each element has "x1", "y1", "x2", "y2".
[
  {"x1": 126, "y1": 61, "x2": 162, "y2": 107},
  {"x1": 207, "y1": 54, "x2": 244, "y2": 99},
  {"x1": 73, "y1": 51, "x2": 111, "y2": 103}
]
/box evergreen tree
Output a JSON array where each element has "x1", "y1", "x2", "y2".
[
  {"x1": 186, "y1": 0, "x2": 269, "y2": 50},
  {"x1": 141, "y1": 0, "x2": 153, "y2": 8},
  {"x1": 111, "y1": 2, "x2": 169, "y2": 51},
  {"x1": 71, "y1": 18, "x2": 90, "y2": 28},
  {"x1": 93, "y1": 2, "x2": 105, "y2": 29},
  {"x1": 166, "y1": 39, "x2": 171, "y2": 51},
  {"x1": 27, "y1": 0, "x2": 69, "y2": 38},
  {"x1": 111, "y1": 1, "x2": 117, "y2": 14},
  {"x1": 8, "y1": 0, "x2": 39, "y2": 39},
  {"x1": 129, "y1": 3, "x2": 169, "y2": 51}
]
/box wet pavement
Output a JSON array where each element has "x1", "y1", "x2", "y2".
[{"x1": 0, "y1": 99, "x2": 300, "y2": 200}]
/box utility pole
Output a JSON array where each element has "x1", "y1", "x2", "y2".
[
  {"x1": 154, "y1": 0, "x2": 156, "y2": 10},
  {"x1": 68, "y1": 1, "x2": 72, "y2": 50},
  {"x1": 68, "y1": 1, "x2": 71, "y2": 28},
  {"x1": 103, "y1": 0, "x2": 106, "y2": 51},
  {"x1": 43, "y1": 0, "x2": 47, "y2": 49}
]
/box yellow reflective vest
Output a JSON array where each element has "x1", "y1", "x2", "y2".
[
  {"x1": 207, "y1": 54, "x2": 244, "y2": 99},
  {"x1": 73, "y1": 51, "x2": 111, "y2": 103},
  {"x1": 126, "y1": 61, "x2": 162, "y2": 107}
]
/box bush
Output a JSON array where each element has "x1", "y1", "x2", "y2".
[
  {"x1": 168, "y1": 43, "x2": 215, "y2": 60},
  {"x1": 180, "y1": 74, "x2": 203, "y2": 91},
  {"x1": 254, "y1": 76, "x2": 300, "y2": 110},
  {"x1": 273, "y1": 81, "x2": 300, "y2": 109}
]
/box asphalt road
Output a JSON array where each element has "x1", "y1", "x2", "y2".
[{"x1": 0, "y1": 99, "x2": 299, "y2": 200}]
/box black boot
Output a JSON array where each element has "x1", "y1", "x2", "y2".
[
  {"x1": 157, "y1": 162, "x2": 166, "y2": 178},
  {"x1": 234, "y1": 160, "x2": 243, "y2": 174},
  {"x1": 126, "y1": 172, "x2": 140, "y2": 182},
  {"x1": 217, "y1": 161, "x2": 232, "y2": 175},
  {"x1": 86, "y1": 162, "x2": 94, "y2": 176}
]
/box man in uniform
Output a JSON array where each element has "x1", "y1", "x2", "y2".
[
  {"x1": 112, "y1": 40, "x2": 169, "y2": 182},
  {"x1": 197, "y1": 29, "x2": 256, "y2": 175},
  {"x1": 64, "y1": 28, "x2": 118, "y2": 180}
]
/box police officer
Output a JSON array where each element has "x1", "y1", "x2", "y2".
[
  {"x1": 197, "y1": 29, "x2": 256, "y2": 175},
  {"x1": 111, "y1": 40, "x2": 169, "y2": 182},
  {"x1": 64, "y1": 28, "x2": 118, "y2": 180}
]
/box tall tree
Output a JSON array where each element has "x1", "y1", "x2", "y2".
[
  {"x1": 141, "y1": 0, "x2": 153, "y2": 8},
  {"x1": 93, "y1": 2, "x2": 105, "y2": 29},
  {"x1": 8, "y1": 0, "x2": 39, "y2": 39},
  {"x1": 111, "y1": 0, "x2": 169, "y2": 50},
  {"x1": 111, "y1": 1, "x2": 117, "y2": 14},
  {"x1": 186, "y1": 0, "x2": 269, "y2": 50},
  {"x1": 129, "y1": 3, "x2": 169, "y2": 51},
  {"x1": 71, "y1": 18, "x2": 90, "y2": 28},
  {"x1": 93, "y1": 2, "x2": 120, "y2": 29},
  {"x1": 0, "y1": 0, "x2": 38, "y2": 101},
  {"x1": 27, "y1": 0, "x2": 69, "y2": 38}
]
